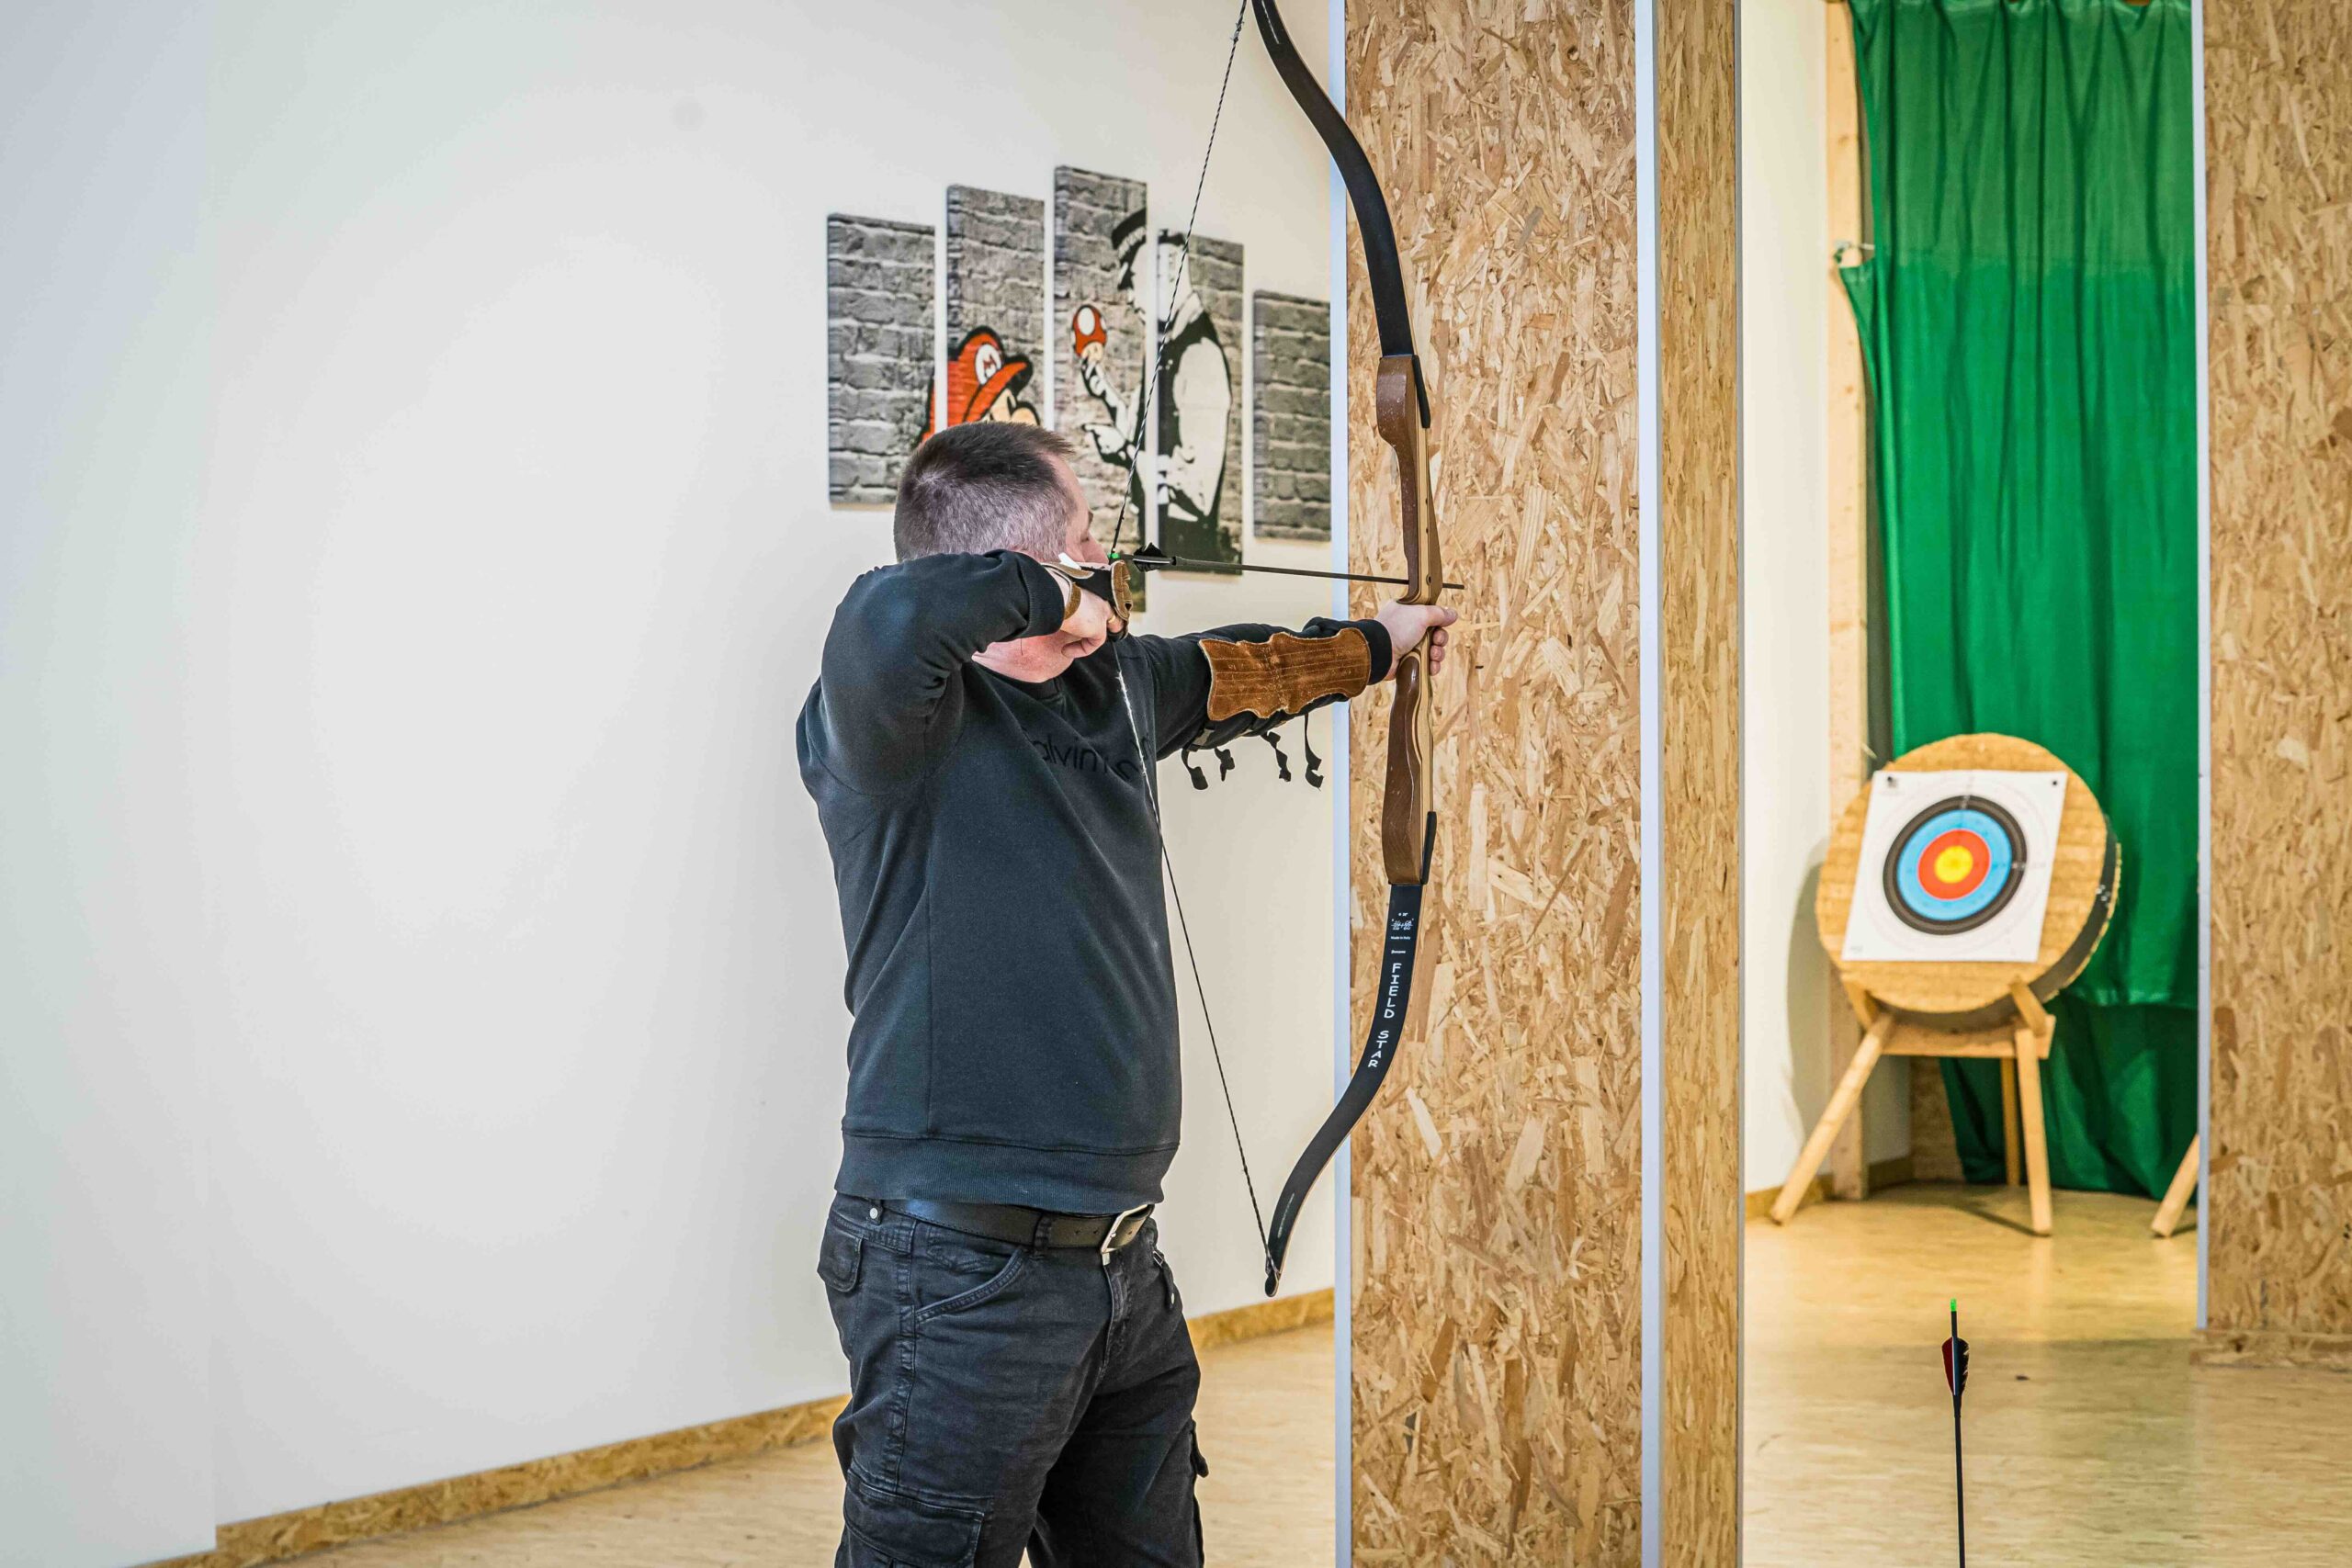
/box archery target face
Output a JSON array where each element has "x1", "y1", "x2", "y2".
[{"x1": 1841, "y1": 770, "x2": 2068, "y2": 964}]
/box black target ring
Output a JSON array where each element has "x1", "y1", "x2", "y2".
[{"x1": 1881, "y1": 796, "x2": 2030, "y2": 937}]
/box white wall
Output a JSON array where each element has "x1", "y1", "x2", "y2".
[
  {"x1": 1, "y1": 12, "x2": 222, "y2": 1566},
  {"x1": 1738, "y1": 0, "x2": 1908, "y2": 1192},
  {"x1": 4, "y1": 1, "x2": 1342, "y2": 1551}
]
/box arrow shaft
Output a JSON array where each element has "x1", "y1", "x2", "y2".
[
  {"x1": 1951, "y1": 1303, "x2": 1965, "y2": 1568},
  {"x1": 1130, "y1": 552, "x2": 1465, "y2": 592},
  {"x1": 1954, "y1": 1395, "x2": 1966, "y2": 1568}
]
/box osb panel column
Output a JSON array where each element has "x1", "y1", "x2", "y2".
[
  {"x1": 1343, "y1": 0, "x2": 1643, "y2": 1560},
  {"x1": 1657, "y1": 0, "x2": 1741, "y2": 1559},
  {"x1": 2203, "y1": 1, "x2": 2352, "y2": 1370},
  {"x1": 1822, "y1": 0, "x2": 1876, "y2": 1198}
]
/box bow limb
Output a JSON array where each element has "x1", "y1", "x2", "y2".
[
  {"x1": 1246, "y1": 1, "x2": 1442, "y2": 887},
  {"x1": 1249, "y1": 0, "x2": 1445, "y2": 1294}
]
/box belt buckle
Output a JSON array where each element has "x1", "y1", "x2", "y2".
[{"x1": 1100, "y1": 1203, "x2": 1151, "y2": 1266}]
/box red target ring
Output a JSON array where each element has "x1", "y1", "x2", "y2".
[{"x1": 1916, "y1": 828, "x2": 1991, "y2": 899}]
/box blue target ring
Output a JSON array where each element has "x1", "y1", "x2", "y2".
[{"x1": 1882, "y1": 798, "x2": 2028, "y2": 935}]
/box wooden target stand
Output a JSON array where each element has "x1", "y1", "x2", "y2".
[{"x1": 1771, "y1": 735, "x2": 2120, "y2": 1236}]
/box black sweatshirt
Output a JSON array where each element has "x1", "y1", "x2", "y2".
[{"x1": 797, "y1": 550, "x2": 1389, "y2": 1213}]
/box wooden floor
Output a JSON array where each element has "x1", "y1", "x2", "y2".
[
  {"x1": 290, "y1": 1184, "x2": 2352, "y2": 1565},
  {"x1": 291, "y1": 1323, "x2": 1333, "y2": 1567},
  {"x1": 1746, "y1": 1182, "x2": 2352, "y2": 1567}
]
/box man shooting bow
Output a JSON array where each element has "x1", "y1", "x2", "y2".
[{"x1": 798, "y1": 421, "x2": 1453, "y2": 1566}]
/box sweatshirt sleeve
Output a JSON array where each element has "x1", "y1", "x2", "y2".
[
  {"x1": 805, "y1": 551, "x2": 1071, "y2": 791},
  {"x1": 1129, "y1": 615, "x2": 1393, "y2": 761}
]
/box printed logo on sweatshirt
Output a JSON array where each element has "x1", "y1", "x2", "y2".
[{"x1": 1029, "y1": 734, "x2": 1143, "y2": 783}]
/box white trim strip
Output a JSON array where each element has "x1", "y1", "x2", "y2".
[
  {"x1": 1328, "y1": 5, "x2": 1356, "y2": 1558},
  {"x1": 1634, "y1": 0, "x2": 1665, "y2": 1561}
]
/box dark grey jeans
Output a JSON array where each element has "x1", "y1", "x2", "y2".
[{"x1": 818, "y1": 1194, "x2": 1208, "y2": 1567}]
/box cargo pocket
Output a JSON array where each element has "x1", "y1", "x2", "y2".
[
  {"x1": 1187, "y1": 1421, "x2": 1210, "y2": 1565},
  {"x1": 842, "y1": 1471, "x2": 985, "y2": 1567},
  {"x1": 819, "y1": 1221, "x2": 865, "y2": 1295}
]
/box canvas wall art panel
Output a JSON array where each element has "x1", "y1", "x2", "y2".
[
  {"x1": 1053, "y1": 167, "x2": 1150, "y2": 536},
  {"x1": 825, "y1": 214, "x2": 935, "y2": 505},
  {"x1": 1250, "y1": 291, "x2": 1331, "y2": 543},
  {"x1": 939, "y1": 186, "x2": 1046, "y2": 439},
  {"x1": 1154, "y1": 232, "x2": 1243, "y2": 567}
]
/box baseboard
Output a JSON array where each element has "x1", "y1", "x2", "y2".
[
  {"x1": 2193, "y1": 1326, "x2": 2352, "y2": 1372},
  {"x1": 1747, "y1": 1175, "x2": 1828, "y2": 1221},
  {"x1": 148, "y1": 1286, "x2": 1336, "y2": 1568},
  {"x1": 149, "y1": 1393, "x2": 844, "y2": 1568},
  {"x1": 1745, "y1": 1156, "x2": 1918, "y2": 1222}
]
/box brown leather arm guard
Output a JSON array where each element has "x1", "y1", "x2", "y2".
[{"x1": 1198, "y1": 626, "x2": 1377, "y2": 726}]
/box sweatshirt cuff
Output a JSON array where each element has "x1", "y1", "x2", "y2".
[
  {"x1": 1003, "y1": 552, "x2": 1075, "y2": 636},
  {"x1": 1354, "y1": 618, "x2": 1394, "y2": 683}
]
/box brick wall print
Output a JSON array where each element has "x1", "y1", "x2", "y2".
[
  {"x1": 940, "y1": 186, "x2": 1046, "y2": 438},
  {"x1": 1250, "y1": 291, "x2": 1331, "y2": 543},
  {"x1": 825, "y1": 214, "x2": 935, "y2": 506},
  {"x1": 1154, "y1": 232, "x2": 1244, "y2": 566},
  {"x1": 1053, "y1": 167, "x2": 1150, "y2": 536}
]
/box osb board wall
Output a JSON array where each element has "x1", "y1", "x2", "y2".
[
  {"x1": 1344, "y1": 0, "x2": 1645, "y2": 1560},
  {"x1": 1657, "y1": 0, "x2": 1741, "y2": 1560},
  {"x1": 2204, "y1": 0, "x2": 2352, "y2": 1365}
]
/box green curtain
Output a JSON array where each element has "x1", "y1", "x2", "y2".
[{"x1": 1838, "y1": 0, "x2": 2199, "y2": 1197}]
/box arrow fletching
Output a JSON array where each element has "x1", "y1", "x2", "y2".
[{"x1": 1942, "y1": 1299, "x2": 1970, "y2": 1400}]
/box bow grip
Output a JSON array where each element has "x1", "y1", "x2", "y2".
[
  {"x1": 1382, "y1": 649, "x2": 1432, "y2": 885},
  {"x1": 1375, "y1": 353, "x2": 1439, "y2": 886}
]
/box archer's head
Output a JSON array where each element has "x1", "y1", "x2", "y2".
[{"x1": 894, "y1": 423, "x2": 1112, "y2": 679}]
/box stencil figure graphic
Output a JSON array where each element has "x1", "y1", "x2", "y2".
[{"x1": 1070, "y1": 213, "x2": 1235, "y2": 557}]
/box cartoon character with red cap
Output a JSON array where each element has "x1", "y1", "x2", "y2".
[{"x1": 919, "y1": 327, "x2": 1040, "y2": 444}]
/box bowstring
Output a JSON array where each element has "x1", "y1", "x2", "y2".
[
  {"x1": 1106, "y1": 0, "x2": 1250, "y2": 567},
  {"x1": 1112, "y1": 665, "x2": 1268, "y2": 1259},
  {"x1": 1103, "y1": 0, "x2": 1270, "y2": 1261}
]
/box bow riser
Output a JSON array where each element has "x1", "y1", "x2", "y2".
[
  {"x1": 1383, "y1": 657, "x2": 1432, "y2": 885},
  {"x1": 1374, "y1": 354, "x2": 1442, "y2": 607},
  {"x1": 1374, "y1": 352, "x2": 1441, "y2": 886}
]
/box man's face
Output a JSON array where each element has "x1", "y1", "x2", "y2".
[{"x1": 972, "y1": 457, "x2": 1109, "y2": 682}]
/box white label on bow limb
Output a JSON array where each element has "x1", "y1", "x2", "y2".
[{"x1": 1840, "y1": 769, "x2": 2069, "y2": 964}]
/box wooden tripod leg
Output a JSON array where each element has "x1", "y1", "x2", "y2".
[
  {"x1": 2151, "y1": 1134, "x2": 2201, "y2": 1238},
  {"x1": 2012, "y1": 1024, "x2": 2053, "y2": 1236},
  {"x1": 2006, "y1": 981, "x2": 2054, "y2": 1235},
  {"x1": 2000, "y1": 1058, "x2": 2021, "y2": 1186},
  {"x1": 1771, "y1": 1010, "x2": 1894, "y2": 1224}
]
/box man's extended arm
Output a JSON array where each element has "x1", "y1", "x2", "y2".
[
  {"x1": 809, "y1": 551, "x2": 1073, "y2": 791},
  {"x1": 1130, "y1": 615, "x2": 1395, "y2": 761}
]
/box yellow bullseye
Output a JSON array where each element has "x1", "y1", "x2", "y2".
[{"x1": 1934, "y1": 844, "x2": 1976, "y2": 885}]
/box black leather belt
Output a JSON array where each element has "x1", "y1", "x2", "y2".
[{"x1": 870, "y1": 1197, "x2": 1153, "y2": 1259}]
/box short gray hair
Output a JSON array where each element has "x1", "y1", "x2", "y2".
[{"x1": 892, "y1": 423, "x2": 1079, "y2": 560}]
